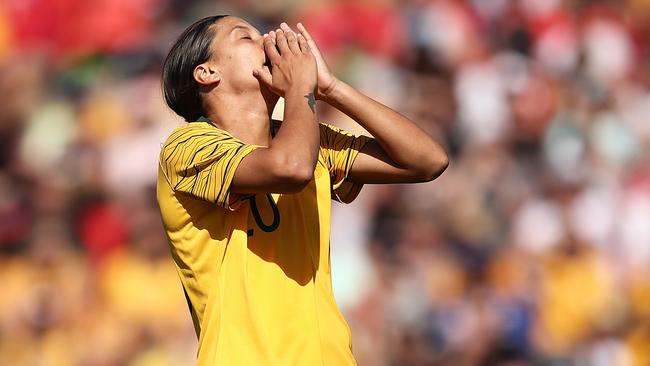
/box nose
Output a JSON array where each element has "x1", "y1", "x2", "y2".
[{"x1": 256, "y1": 33, "x2": 265, "y2": 47}]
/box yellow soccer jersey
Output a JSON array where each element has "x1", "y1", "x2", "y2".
[{"x1": 157, "y1": 118, "x2": 372, "y2": 366}]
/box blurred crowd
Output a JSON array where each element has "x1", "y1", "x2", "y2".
[{"x1": 0, "y1": 0, "x2": 649, "y2": 365}]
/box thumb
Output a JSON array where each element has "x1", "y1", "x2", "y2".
[{"x1": 252, "y1": 68, "x2": 273, "y2": 86}]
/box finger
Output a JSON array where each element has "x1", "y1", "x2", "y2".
[
  {"x1": 297, "y1": 34, "x2": 310, "y2": 53},
  {"x1": 275, "y1": 30, "x2": 290, "y2": 55},
  {"x1": 296, "y1": 23, "x2": 315, "y2": 43},
  {"x1": 252, "y1": 68, "x2": 273, "y2": 86},
  {"x1": 263, "y1": 34, "x2": 280, "y2": 62},
  {"x1": 285, "y1": 30, "x2": 301, "y2": 54},
  {"x1": 280, "y1": 22, "x2": 294, "y2": 33},
  {"x1": 297, "y1": 23, "x2": 321, "y2": 54}
]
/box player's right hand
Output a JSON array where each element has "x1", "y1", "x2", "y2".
[{"x1": 253, "y1": 30, "x2": 317, "y2": 97}]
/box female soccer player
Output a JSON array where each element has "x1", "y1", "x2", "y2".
[{"x1": 157, "y1": 15, "x2": 448, "y2": 365}]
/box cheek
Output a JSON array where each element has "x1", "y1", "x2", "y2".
[
  {"x1": 220, "y1": 52, "x2": 261, "y2": 89},
  {"x1": 224, "y1": 50, "x2": 257, "y2": 73},
  {"x1": 215, "y1": 45, "x2": 262, "y2": 85}
]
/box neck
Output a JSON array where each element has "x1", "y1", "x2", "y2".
[{"x1": 204, "y1": 90, "x2": 277, "y2": 146}]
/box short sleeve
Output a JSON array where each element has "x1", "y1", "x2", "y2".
[
  {"x1": 159, "y1": 125, "x2": 259, "y2": 210},
  {"x1": 319, "y1": 123, "x2": 373, "y2": 203}
]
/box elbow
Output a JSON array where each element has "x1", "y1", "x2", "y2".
[
  {"x1": 270, "y1": 154, "x2": 315, "y2": 193},
  {"x1": 281, "y1": 167, "x2": 313, "y2": 193},
  {"x1": 418, "y1": 151, "x2": 449, "y2": 182}
]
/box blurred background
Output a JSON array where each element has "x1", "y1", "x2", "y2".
[{"x1": 1, "y1": 0, "x2": 649, "y2": 365}]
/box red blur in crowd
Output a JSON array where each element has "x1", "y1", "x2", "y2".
[{"x1": 3, "y1": 0, "x2": 159, "y2": 59}]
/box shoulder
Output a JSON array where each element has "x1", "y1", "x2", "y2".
[{"x1": 161, "y1": 123, "x2": 236, "y2": 152}]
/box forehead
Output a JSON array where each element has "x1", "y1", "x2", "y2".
[{"x1": 213, "y1": 16, "x2": 258, "y2": 39}]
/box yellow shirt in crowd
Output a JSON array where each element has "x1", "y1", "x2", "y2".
[{"x1": 157, "y1": 118, "x2": 372, "y2": 365}]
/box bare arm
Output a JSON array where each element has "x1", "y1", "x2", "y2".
[
  {"x1": 287, "y1": 22, "x2": 448, "y2": 184},
  {"x1": 325, "y1": 80, "x2": 449, "y2": 183},
  {"x1": 230, "y1": 30, "x2": 320, "y2": 194}
]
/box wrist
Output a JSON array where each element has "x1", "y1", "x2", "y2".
[
  {"x1": 286, "y1": 84, "x2": 315, "y2": 98},
  {"x1": 319, "y1": 77, "x2": 342, "y2": 104}
]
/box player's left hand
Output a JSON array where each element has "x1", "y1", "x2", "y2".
[{"x1": 276, "y1": 22, "x2": 339, "y2": 102}]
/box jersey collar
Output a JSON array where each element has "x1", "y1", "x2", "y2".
[
  {"x1": 193, "y1": 116, "x2": 280, "y2": 138},
  {"x1": 193, "y1": 116, "x2": 215, "y2": 126}
]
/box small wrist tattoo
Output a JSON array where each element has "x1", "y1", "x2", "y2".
[{"x1": 304, "y1": 92, "x2": 316, "y2": 113}]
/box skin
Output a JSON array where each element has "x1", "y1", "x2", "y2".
[{"x1": 193, "y1": 16, "x2": 449, "y2": 195}]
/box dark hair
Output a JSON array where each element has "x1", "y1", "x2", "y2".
[{"x1": 162, "y1": 15, "x2": 227, "y2": 122}]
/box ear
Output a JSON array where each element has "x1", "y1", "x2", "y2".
[{"x1": 193, "y1": 62, "x2": 221, "y2": 87}]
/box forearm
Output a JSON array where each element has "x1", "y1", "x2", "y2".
[
  {"x1": 324, "y1": 80, "x2": 447, "y2": 172},
  {"x1": 270, "y1": 89, "x2": 319, "y2": 174}
]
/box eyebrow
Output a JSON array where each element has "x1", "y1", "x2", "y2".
[{"x1": 230, "y1": 25, "x2": 252, "y2": 35}]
